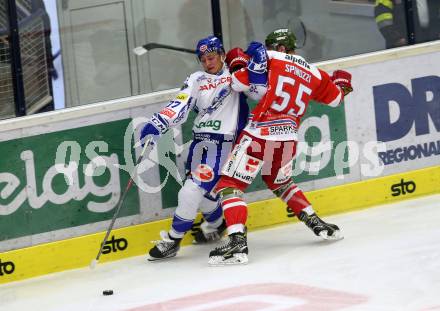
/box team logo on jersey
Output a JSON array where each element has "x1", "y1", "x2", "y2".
[
  {"x1": 260, "y1": 125, "x2": 297, "y2": 136},
  {"x1": 284, "y1": 54, "x2": 311, "y2": 69},
  {"x1": 192, "y1": 164, "x2": 214, "y2": 182},
  {"x1": 245, "y1": 158, "x2": 260, "y2": 173},
  {"x1": 260, "y1": 128, "x2": 270, "y2": 136},
  {"x1": 159, "y1": 108, "x2": 176, "y2": 118},
  {"x1": 195, "y1": 120, "x2": 222, "y2": 131},
  {"x1": 199, "y1": 77, "x2": 232, "y2": 91}
]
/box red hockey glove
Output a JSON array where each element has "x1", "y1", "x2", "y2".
[
  {"x1": 225, "y1": 47, "x2": 250, "y2": 73},
  {"x1": 331, "y1": 70, "x2": 353, "y2": 96}
]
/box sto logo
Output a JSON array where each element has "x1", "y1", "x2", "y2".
[{"x1": 193, "y1": 164, "x2": 214, "y2": 182}]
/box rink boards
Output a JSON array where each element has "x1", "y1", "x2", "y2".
[
  {"x1": 1, "y1": 42, "x2": 440, "y2": 284},
  {"x1": 0, "y1": 164, "x2": 439, "y2": 284}
]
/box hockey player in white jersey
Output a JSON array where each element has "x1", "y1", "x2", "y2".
[{"x1": 139, "y1": 36, "x2": 252, "y2": 261}]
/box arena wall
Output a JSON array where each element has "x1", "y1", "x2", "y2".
[{"x1": 0, "y1": 42, "x2": 439, "y2": 284}]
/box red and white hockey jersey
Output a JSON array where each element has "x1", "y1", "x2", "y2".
[{"x1": 232, "y1": 50, "x2": 343, "y2": 141}]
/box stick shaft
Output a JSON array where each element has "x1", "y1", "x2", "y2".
[
  {"x1": 142, "y1": 43, "x2": 196, "y2": 54},
  {"x1": 94, "y1": 141, "x2": 151, "y2": 262}
]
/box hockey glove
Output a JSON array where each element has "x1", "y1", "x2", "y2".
[
  {"x1": 140, "y1": 114, "x2": 167, "y2": 146},
  {"x1": 225, "y1": 47, "x2": 250, "y2": 73},
  {"x1": 331, "y1": 70, "x2": 353, "y2": 96},
  {"x1": 245, "y1": 41, "x2": 268, "y2": 85}
]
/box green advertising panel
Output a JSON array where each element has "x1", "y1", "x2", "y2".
[{"x1": 0, "y1": 119, "x2": 139, "y2": 241}]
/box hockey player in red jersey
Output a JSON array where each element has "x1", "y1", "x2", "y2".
[{"x1": 209, "y1": 29, "x2": 353, "y2": 265}]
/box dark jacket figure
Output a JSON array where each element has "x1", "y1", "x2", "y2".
[{"x1": 375, "y1": 0, "x2": 440, "y2": 48}]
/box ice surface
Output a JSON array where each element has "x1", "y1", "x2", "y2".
[{"x1": 1, "y1": 194, "x2": 439, "y2": 311}]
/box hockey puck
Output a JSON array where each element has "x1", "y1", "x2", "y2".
[{"x1": 102, "y1": 290, "x2": 113, "y2": 296}]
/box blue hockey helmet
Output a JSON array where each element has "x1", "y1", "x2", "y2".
[{"x1": 196, "y1": 35, "x2": 224, "y2": 59}]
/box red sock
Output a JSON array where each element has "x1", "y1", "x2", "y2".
[
  {"x1": 280, "y1": 184, "x2": 311, "y2": 215},
  {"x1": 222, "y1": 197, "x2": 248, "y2": 227}
]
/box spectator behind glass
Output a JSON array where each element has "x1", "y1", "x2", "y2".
[{"x1": 375, "y1": 0, "x2": 440, "y2": 49}]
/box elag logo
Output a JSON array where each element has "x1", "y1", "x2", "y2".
[
  {"x1": 102, "y1": 235, "x2": 128, "y2": 254},
  {"x1": 0, "y1": 259, "x2": 15, "y2": 276},
  {"x1": 391, "y1": 179, "x2": 416, "y2": 197}
]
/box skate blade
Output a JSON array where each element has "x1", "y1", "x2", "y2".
[
  {"x1": 192, "y1": 235, "x2": 222, "y2": 245},
  {"x1": 208, "y1": 253, "x2": 248, "y2": 266},
  {"x1": 192, "y1": 239, "x2": 213, "y2": 245},
  {"x1": 147, "y1": 253, "x2": 177, "y2": 262},
  {"x1": 319, "y1": 230, "x2": 344, "y2": 241}
]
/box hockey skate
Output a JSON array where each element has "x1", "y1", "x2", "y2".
[
  {"x1": 193, "y1": 220, "x2": 227, "y2": 244},
  {"x1": 148, "y1": 231, "x2": 181, "y2": 261},
  {"x1": 298, "y1": 211, "x2": 343, "y2": 241},
  {"x1": 208, "y1": 232, "x2": 248, "y2": 266}
]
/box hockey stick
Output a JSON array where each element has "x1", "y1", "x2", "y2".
[
  {"x1": 287, "y1": 18, "x2": 307, "y2": 49},
  {"x1": 90, "y1": 137, "x2": 152, "y2": 269},
  {"x1": 133, "y1": 42, "x2": 196, "y2": 56},
  {"x1": 296, "y1": 20, "x2": 307, "y2": 49}
]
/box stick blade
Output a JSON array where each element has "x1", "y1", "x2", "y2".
[{"x1": 133, "y1": 46, "x2": 148, "y2": 56}]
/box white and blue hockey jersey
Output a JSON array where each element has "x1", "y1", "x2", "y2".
[
  {"x1": 149, "y1": 65, "x2": 249, "y2": 195},
  {"x1": 150, "y1": 66, "x2": 248, "y2": 139}
]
